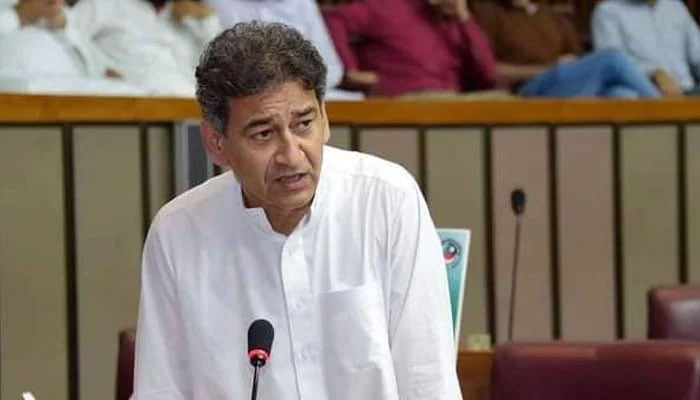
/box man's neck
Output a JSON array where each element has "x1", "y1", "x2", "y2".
[{"x1": 264, "y1": 207, "x2": 309, "y2": 236}]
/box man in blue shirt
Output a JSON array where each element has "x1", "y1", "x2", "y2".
[{"x1": 592, "y1": 0, "x2": 700, "y2": 96}]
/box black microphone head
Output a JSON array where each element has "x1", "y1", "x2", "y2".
[
  {"x1": 511, "y1": 188, "x2": 526, "y2": 216},
  {"x1": 248, "y1": 319, "x2": 274, "y2": 367}
]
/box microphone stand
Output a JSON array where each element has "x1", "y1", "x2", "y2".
[
  {"x1": 251, "y1": 364, "x2": 260, "y2": 400},
  {"x1": 250, "y1": 358, "x2": 263, "y2": 400},
  {"x1": 508, "y1": 213, "x2": 522, "y2": 342}
]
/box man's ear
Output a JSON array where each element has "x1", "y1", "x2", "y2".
[
  {"x1": 200, "y1": 120, "x2": 228, "y2": 167},
  {"x1": 320, "y1": 102, "x2": 331, "y2": 144}
]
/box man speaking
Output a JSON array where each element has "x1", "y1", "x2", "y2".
[{"x1": 133, "y1": 21, "x2": 462, "y2": 400}]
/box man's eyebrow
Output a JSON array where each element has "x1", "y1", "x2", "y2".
[
  {"x1": 292, "y1": 106, "x2": 317, "y2": 118},
  {"x1": 243, "y1": 116, "x2": 274, "y2": 130}
]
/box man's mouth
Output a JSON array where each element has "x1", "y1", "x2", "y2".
[{"x1": 275, "y1": 173, "x2": 308, "y2": 189}]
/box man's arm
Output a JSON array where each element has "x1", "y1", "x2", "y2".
[
  {"x1": 456, "y1": 16, "x2": 498, "y2": 90},
  {"x1": 133, "y1": 223, "x2": 190, "y2": 400},
  {"x1": 322, "y1": 1, "x2": 379, "y2": 90},
  {"x1": 388, "y1": 178, "x2": 462, "y2": 400},
  {"x1": 496, "y1": 63, "x2": 548, "y2": 83}
]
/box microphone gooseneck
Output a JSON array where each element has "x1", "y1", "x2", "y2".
[
  {"x1": 508, "y1": 188, "x2": 526, "y2": 341},
  {"x1": 248, "y1": 319, "x2": 274, "y2": 400}
]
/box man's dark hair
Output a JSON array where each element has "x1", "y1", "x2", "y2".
[{"x1": 195, "y1": 21, "x2": 328, "y2": 134}]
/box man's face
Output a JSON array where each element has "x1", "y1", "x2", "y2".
[{"x1": 219, "y1": 81, "x2": 329, "y2": 213}]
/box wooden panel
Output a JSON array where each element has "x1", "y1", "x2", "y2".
[
  {"x1": 620, "y1": 125, "x2": 679, "y2": 339},
  {"x1": 0, "y1": 127, "x2": 68, "y2": 400},
  {"x1": 457, "y1": 350, "x2": 493, "y2": 400},
  {"x1": 147, "y1": 126, "x2": 174, "y2": 220},
  {"x1": 73, "y1": 126, "x2": 143, "y2": 400},
  {"x1": 328, "y1": 126, "x2": 353, "y2": 150},
  {"x1": 686, "y1": 125, "x2": 700, "y2": 282},
  {"x1": 491, "y1": 127, "x2": 552, "y2": 342},
  {"x1": 358, "y1": 128, "x2": 420, "y2": 181},
  {"x1": 557, "y1": 127, "x2": 616, "y2": 340},
  {"x1": 425, "y1": 127, "x2": 489, "y2": 347}
]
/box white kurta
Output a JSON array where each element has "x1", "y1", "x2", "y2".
[
  {"x1": 203, "y1": 0, "x2": 363, "y2": 100},
  {"x1": 134, "y1": 146, "x2": 462, "y2": 400},
  {"x1": 70, "y1": 0, "x2": 220, "y2": 96}
]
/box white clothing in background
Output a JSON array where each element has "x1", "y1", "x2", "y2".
[
  {"x1": 0, "y1": 4, "x2": 20, "y2": 35},
  {"x1": 71, "y1": 0, "x2": 220, "y2": 96},
  {"x1": 134, "y1": 146, "x2": 462, "y2": 400},
  {"x1": 0, "y1": 7, "x2": 142, "y2": 94},
  {"x1": 203, "y1": 0, "x2": 361, "y2": 99},
  {"x1": 158, "y1": 2, "x2": 221, "y2": 78}
]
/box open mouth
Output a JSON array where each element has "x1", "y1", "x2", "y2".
[{"x1": 275, "y1": 173, "x2": 308, "y2": 189}]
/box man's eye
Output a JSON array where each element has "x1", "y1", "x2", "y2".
[
  {"x1": 252, "y1": 130, "x2": 272, "y2": 140},
  {"x1": 298, "y1": 119, "x2": 313, "y2": 131}
]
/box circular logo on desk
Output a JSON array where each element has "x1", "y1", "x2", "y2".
[{"x1": 442, "y1": 238, "x2": 461, "y2": 269}]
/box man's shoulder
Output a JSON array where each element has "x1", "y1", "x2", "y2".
[
  {"x1": 324, "y1": 146, "x2": 418, "y2": 194},
  {"x1": 153, "y1": 172, "x2": 234, "y2": 227}
]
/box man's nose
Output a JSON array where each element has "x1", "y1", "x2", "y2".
[{"x1": 274, "y1": 130, "x2": 304, "y2": 166}]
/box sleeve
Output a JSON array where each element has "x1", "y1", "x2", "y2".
[
  {"x1": 387, "y1": 180, "x2": 463, "y2": 400},
  {"x1": 180, "y1": 13, "x2": 221, "y2": 45},
  {"x1": 132, "y1": 223, "x2": 190, "y2": 400},
  {"x1": 681, "y1": 3, "x2": 700, "y2": 79},
  {"x1": 0, "y1": 7, "x2": 20, "y2": 35},
  {"x1": 68, "y1": 0, "x2": 110, "y2": 38},
  {"x1": 457, "y1": 18, "x2": 498, "y2": 90},
  {"x1": 322, "y1": 1, "x2": 374, "y2": 74},
  {"x1": 591, "y1": 3, "x2": 625, "y2": 50},
  {"x1": 61, "y1": 7, "x2": 110, "y2": 77}
]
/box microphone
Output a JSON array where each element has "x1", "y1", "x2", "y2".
[
  {"x1": 508, "y1": 188, "x2": 526, "y2": 341},
  {"x1": 511, "y1": 188, "x2": 526, "y2": 216},
  {"x1": 248, "y1": 319, "x2": 274, "y2": 400}
]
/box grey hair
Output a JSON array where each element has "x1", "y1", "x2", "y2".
[{"x1": 195, "y1": 21, "x2": 328, "y2": 134}]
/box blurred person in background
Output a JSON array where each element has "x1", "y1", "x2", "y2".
[
  {"x1": 322, "y1": 0, "x2": 499, "y2": 97},
  {"x1": 473, "y1": 0, "x2": 660, "y2": 98},
  {"x1": 69, "y1": 0, "x2": 221, "y2": 96},
  {"x1": 203, "y1": 0, "x2": 362, "y2": 99},
  {"x1": 592, "y1": 0, "x2": 700, "y2": 96},
  {"x1": 0, "y1": 0, "x2": 141, "y2": 94}
]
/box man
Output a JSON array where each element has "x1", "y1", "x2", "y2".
[
  {"x1": 134, "y1": 21, "x2": 461, "y2": 400},
  {"x1": 202, "y1": 0, "x2": 360, "y2": 99},
  {"x1": 69, "y1": 0, "x2": 221, "y2": 96},
  {"x1": 473, "y1": 0, "x2": 659, "y2": 97},
  {"x1": 322, "y1": 0, "x2": 498, "y2": 96},
  {"x1": 591, "y1": 0, "x2": 700, "y2": 96},
  {"x1": 0, "y1": 0, "x2": 141, "y2": 94}
]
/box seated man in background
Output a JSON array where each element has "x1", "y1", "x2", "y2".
[
  {"x1": 0, "y1": 0, "x2": 141, "y2": 94},
  {"x1": 592, "y1": 0, "x2": 700, "y2": 96},
  {"x1": 322, "y1": 0, "x2": 498, "y2": 97},
  {"x1": 473, "y1": 0, "x2": 659, "y2": 98},
  {"x1": 69, "y1": 0, "x2": 221, "y2": 96},
  {"x1": 203, "y1": 0, "x2": 360, "y2": 99}
]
